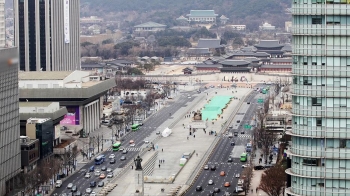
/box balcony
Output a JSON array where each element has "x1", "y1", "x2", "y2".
[
  {"x1": 291, "y1": 85, "x2": 350, "y2": 97},
  {"x1": 292, "y1": 105, "x2": 350, "y2": 118},
  {"x1": 290, "y1": 165, "x2": 350, "y2": 179},
  {"x1": 291, "y1": 66, "x2": 350, "y2": 78},
  {"x1": 290, "y1": 145, "x2": 350, "y2": 159},
  {"x1": 287, "y1": 184, "x2": 349, "y2": 196},
  {"x1": 292, "y1": 4, "x2": 350, "y2": 15},
  {"x1": 288, "y1": 125, "x2": 350, "y2": 139},
  {"x1": 293, "y1": 46, "x2": 350, "y2": 57},
  {"x1": 293, "y1": 25, "x2": 350, "y2": 36}
]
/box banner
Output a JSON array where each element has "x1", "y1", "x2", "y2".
[
  {"x1": 64, "y1": 0, "x2": 70, "y2": 43},
  {"x1": 60, "y1": 106, "x2": 80, "y2": 125}
]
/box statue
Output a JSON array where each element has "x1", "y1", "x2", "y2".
[{"x1": 134, "y1": 155, "x2": 143, "y2": 170}]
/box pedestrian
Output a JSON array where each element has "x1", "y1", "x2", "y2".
[
  {"x1": 251, "y1": 189, "x2": 253, "y2": 193},
  {"x1": 193, "y1": 135, "x2": 195, "y2": 138},
  {"x1": 162, "y1": 148, "x2": 163, "y2": 152},
  {"x1": 159, "y1": 164, "x2": 160, "y2": 168},
  {"x1": 187, "y1": 136, "x2": 189, "y2": 140},
  {"x1": 256, "y1": 187, "x2": 258, "y2": 193},
  {"x1": 159, "y1": 160, "x2": 161, "y2": 163},
  {"x1": 131, "y1": 165, "x2": 133, "y2": 170},
  {"x1": 196, "y1": 153, "x2": 198, "y2": 157},
  {"x1": 163, "y1": 159, "x2": 165, "y2": 163}
]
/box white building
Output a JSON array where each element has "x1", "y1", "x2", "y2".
[
  {"x1": 19, "y1": 70, "x2": 116, "y2": 135},
  {"x1": 228, "y1": 25, "x2": 246, "y2": 31},
  {"x1": 134, "y1": 22, "x2": 166, "y2": 32},
  {"x1": 186, "y1": 10, "x2": 218, "y2": 23},
  {"x1": 80, "y1": 16, "x2": 103, "y2": 24},
  {"x1": 259, "y1": 22, "x2": 276, "y2": 31}
]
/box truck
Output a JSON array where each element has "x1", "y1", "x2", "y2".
[
  {"x1": 55, "y1": 180, "x2": 62, "y2": 188},
  {"x1": 228, "y1": 132, "x2": 233, "y2": 138}
]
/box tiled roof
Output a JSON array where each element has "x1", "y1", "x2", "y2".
[
  {"x1": 176, "y1": 16, "x2": 188, "y2": 20},
  {"x1": 282, "y1": 44, "x2": 292, "y2": 52},
  {"x1": 195, "y1": 64, "x2": 221, "y2": 68},
  {"x1": 197, "y1": 39, "x2": 222, "y2": 49},
  {"x1": 255, "y1": 40, "x2": 283, "y2": 48},
  {"x1": 220, "y1": 60, "x2": 250, "y2": 66},
  {"x1": 254, "y1": 52, "x2": 270, "y2": 57},
  {"x1": 187, "y1": 10, "x2": 218, "y2": 17},
  {"x1": 187, "y1": 48, "x2": 211, "y2": 55},
  {"x1": 270, "y1": 58, "x2": 292, "y2": 63},
  {"x1": 220, "y1": 67, "x2": 251, "y2": 71},
  {"x1": 134, "y1": 22, "x2": 166, "y2": 28},
  {"x1": 81, "y1": 64, "x2": 104, "y2": 68},
  {"x1": 261, "y1": 64, "x2": 292, "y2": 69},
  {"x1": 19, "y1": 71, "x2": 73, "y2": 80},
  {"x1": 108, "y1": 59, "x2": 133, "y2": 65},
  {"x1": 220, "y1": 15, "x2": 229, "y2": 19}
]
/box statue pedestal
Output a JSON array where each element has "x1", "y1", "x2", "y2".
[{"x1": 134, "y1": 170, "x2": 144, "y2": 196}]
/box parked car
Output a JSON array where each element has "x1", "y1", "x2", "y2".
[{"x1": 254, "y1": 165, "x2": 265, "y2": 170}]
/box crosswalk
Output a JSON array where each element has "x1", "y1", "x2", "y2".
[
  {"x1": 105, "y1": 147, "x2": 142, "y2": 152},
  {"x1": 222, "y1": 134, "x2": 251, "y2": 138}
]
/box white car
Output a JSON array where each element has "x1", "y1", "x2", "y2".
[
  {"x1": 90, "y1": 192, "x2": 96, "y2": 196},
  {"x1": 144, "y1": 140, "x2": 149, "y2": 144},
  {"x1": 109, "y1": 154, "x2": 115, "y2": 159},
  {"x1": 107, "y1": 173, "x2": 113, "y2": 178},
  {"x1": 208, "y1": 179, "x2": 214, "y2": 185},
  {"x1": 94, "y1": 171, "x2": 100, "y2": 176},
  {"x1": 85, "y1": 188, "x2": 92, "y2": 194},
  {"x1": 242, "y1": 164, "x2": 249, "y2": 168},
  {"x1": 130, "y1": 143, "x2": 135, "y2": 147},
  {"x1": 85, "y1": 173, "x2": 91, "y2": 178}
]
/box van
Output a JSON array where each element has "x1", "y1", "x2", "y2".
[
  {"x1": 228, "y1": 132, "x2": 233, "y2": 138},
  {"x1": 240, "y1": 153, "x2": 247, "y2": 162},
  {"x1": 182, "y1": 152, "x2": 191, "y2": 159},
  {"x1": 55, "y1": 180, "x2": 62, "y2": 188}
]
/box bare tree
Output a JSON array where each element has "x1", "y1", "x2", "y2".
[
  {"x1": 259, "y1": 163, "x2": 286, "y2": 196},
  {"x1": 241, "y1": 163, "x2": 254, "y2": 194}
]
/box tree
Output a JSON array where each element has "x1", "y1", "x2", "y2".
[
  {"x1": 144, "y1": 64, "x2": 155, "y2": 72},
  {"x1": 126, "y1": 67, "x2": 144, "y2": 75},
  {"x1": 241, "y1": 165, "x2": 254, "y2": 194},
  {"x1": 259, "y1": 164, "x2": 286, "y2": 196},
  {"x1": 102, "y1": 38, "x2": 114, "y2": 45}
]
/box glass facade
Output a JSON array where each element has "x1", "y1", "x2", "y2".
[{"x1": 287, "y1": 1, "x2": 350, "y2": 196}]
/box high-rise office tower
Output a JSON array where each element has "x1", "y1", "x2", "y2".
[
  {"x1": 0, "y1": 47, "x2": 21, "y2": 195},
  {"x1": 0, "y1": 0, "x2": 5, "y2": 47},
  {"x1": 286, "y1": 1, "x2": 350, "y2": 195},
  {"x1": 14, "y1": 0, "x2": 80, "y2": 71}
]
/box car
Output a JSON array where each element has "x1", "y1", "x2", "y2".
[
  {"x1": 210, "y1": 165, "x2": 216, "y2": 171},
  {"x1": 195, "y1": 186, "x2": 203, "y2": 191},
  {"x1": 241, "y1": 131, "x2": 245, "y2": 134},
  {"x1": 101, "y1": 166, "x2": 107, "y2": 171},
  {"x1": 208, "y1": 191, "x2": 214, "y2": 196},
  {"x1": 144, "y1": 140, "x2": 149, "y2": 144},
  {"x1": 234, "y1": 132, "x2": 238, "y2": 136},
  {"x1": 67, "y1": 183, "x2": 73, "y2": 189},
  {"x1": 120, "y1": 156, "x2": 126, "y2": 161},
  {"x1": 85, "y1": 188, "x2": 92, "y2": 194},
  {"x1": 247, "y1": 102, "x2": 250, "y2": 104},
  {"x1": 99, "y1": 173, "x2": 106, "y2": 179},
  {"x1": 98, "y1": 181, "x2": 104, "y2": 187},
  {"x1": 107, "y1": 172, "x2": 114, "y2": 178},
  {"x1": 242, "y1": 164, "x2": 249, "y2": 168},
  {"x1": 55, "y1": 180, "x2": 63, "y2": 188},
  {"x1": 130, "y1": 143, "x2": 135, "y2": 147},
  {"x1": 231, "y1": 142, "x2": 235, "y2": 146},
  {"x1": 94, "y1": 171, "x2": 100, "y2": 176},
  {"x1": 224, "y1": 182, "x2": 230, "y2": 187},
  {"x1": 188, "y1": 96, "x2": 191, "y2": 99},
  {"x1": 106, "y1": 168, "x2": 112, "y2": 173},
  {"x1": 220, "y1": 171, "x2": 225, "y2": 176},
  {"x1": 90, "y1": 181, "x2": 96, "y2": 187},
  {"x1": 110, "y1": 159, "x2": 116, "y2": 164},
  {"x1": 156, "y1": 131, "x2": 161, "y2": 135},
  {"x1": 214, "y1": 188, "x2": 221, "y2": 193},
  {"x1": 208, "y1": 180, "x2": 214, "y2": 185},
  {"x1": 119, "y1": 146, "x2": 125, "y2": 151},
  {"x1": 129, "y1": 140, "x2": 134, "y2": 144},
  {"x1": 254, "y1": 165, "x2": 265, "y2": 170},
  {"x1": 236, "y1": 120, "x2": 241, "y2": 123},
  {"x1": 228, "y1": 157, "x2": 233, "y2": 162},
  {"x1": 204, "y1": 165, "x2": 209, "y2": 170},
  {"x1": 71, "y1": 185, "x2": 77, "y2": 192},
  {"x1": 74, "y1": 191, "x2": 82, "y2": 196},
  {"x1": 84, "y1": 173, "x2": 91, "y2": 178},
  {"x1": 90, "y1": 192, "x2": 96, "y2": 196},
  {"x1": 122, "y1": 149, "x2": 128, "y2": 154},
  {"x1": 139, "y1": 122, "x2": 144, "y2": 126},
  {"x1": 109, "y1": 154, "x2": 115, "y2": 159},
  {"x1": 235, "y1": 173, "x2": 240, "y2": 178},
  {"x1": 89, "y1": 166, "x2": 95, "y2": 172},
  {"x1": 224, "y1": 191, "x2": 232, "y2": 196}
]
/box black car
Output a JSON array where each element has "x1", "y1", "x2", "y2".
[
  {"x1": 214, "y1": 188, "x2": 221, "y2": 193},
  {"x1": 231, "y1": 142, "x2": 235, "y2": 146},
  {"x1": 110, "y1": 159, "x2": 116, "y2": 164},
  {"x1": 101, "y1": 166, "x2": 107, "y2": 171},
  {"x1": 228, "y1": 157, "x2": 233, "y2": 162},
  {"x1": 241, "y1": 131, "x2": 245, "y2": 134},
  {"x1": 247, "y1": 102, "x2": 250, "y2": 104},
  {"x1": 195, "y1": 186, "x2": 203, "y2": 191},
  {"x1": 210, "y1": 165, "x2": 216, "y2": 171},
  {"x1": 234, "y1": 132, "x2": 238, "y2": 136},
  {"x1": 98, "y1": 181, "x2": 104, "y2": 187},
  {"x1": 90, "y1": 181, "x2": 96, "y2": 187},
  {"x1": 254, "y1": 165, "x2": 265, "y2": 170}
]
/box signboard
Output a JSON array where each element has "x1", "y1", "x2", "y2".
[
  {"x1": 54, "y1": 125, "x2": 61, "y2": 139},
  {"x1": 60, "y1": 106, "x2": 80, "y2": 125},
  {"x1": 64, "y1": 0, "x2": 70, "y2": 43}
]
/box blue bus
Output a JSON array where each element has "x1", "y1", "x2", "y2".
[{"x1": 95, "y1": 155, "x2": 105, "y2": 165}]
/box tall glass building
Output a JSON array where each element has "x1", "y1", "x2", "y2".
[{"x1": 286, "y1": 0, "x2": 350, "y2": 195}]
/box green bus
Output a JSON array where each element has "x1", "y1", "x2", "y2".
[
  {"x1": 240, "y1": 153, "x2": 248, "y2": 162},
  {"x1": 131, "y1": 124, "x2": 140, "y2": 131},
  {"x1": 112, "y1": 141, "x2": 121, "y2": 151},
  {"x1": 262, "y1": 89, "x2": 267, "y2": 94}
]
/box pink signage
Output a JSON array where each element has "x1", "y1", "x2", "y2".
[{"x1": 60, "y1": 114, "x2": 76, "y2": 125}]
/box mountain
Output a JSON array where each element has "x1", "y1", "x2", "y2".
[{"x1": 82, "y1": 0, "x2": 291, "y2": 30}]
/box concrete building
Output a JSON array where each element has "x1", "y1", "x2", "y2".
[
  {"x1": 14, "y1": 0, "x2": 81, "y2": 71},
  {"x1": 80, "y1": 16, "x2": 103, "y2": 24},
  {"x1": 259, "y1": 22, "x2": 276, "y2": 31},
  {"x1": 285, "y1": 21, "x2": 292, "y2": 32},
  {"x1": 285, "y1": 1, "x2": 350, "y2": 196},
  {"x1": 0, "y1": 47, "x2": 21, "y2": 195},
  {"x1": 186, "y1": 10, "x2": 218, "y2": 23},
  {"x1": 20, "y1": 136, "x2": 40, "y2": 173},
  {"x1": 134, "y1": 22, "x2": 166, "y2": 32},
  {"x1": 228, "y1": 25, "x2": 246, "y2": 31},
  {"x1": 18, "y1": 70, "x2": 116, "y2": 135},
  {"x1": 0, "y1": 0, "x2": 5, "y2": 47}
]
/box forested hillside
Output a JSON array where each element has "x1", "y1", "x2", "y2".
[{"x1": 81, "y1": 0, "x2": 291, "y2": 30}]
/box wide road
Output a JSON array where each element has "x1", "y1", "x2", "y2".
[
  {"x1": 52, "y1": 90, "x2": 200, "y2": 195},
  {"x1": 185, "y1": 85, "x2": 268, "y2": 196}
]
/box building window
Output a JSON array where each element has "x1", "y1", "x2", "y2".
[
  {"x1": 303, "y1": 158, "x2": 318, "y2": 166},
  {"x1": 340, "y1": 139, "x2": 347, "y2": 148},
  {"x1": 312, "y1": 17, "x2": 322, "y2": 24},
  {"x1": 316, "y1": 118, "x2": 322, "y2": 126},
  {"x1": 312, "y1": 98, "x2": 322, "y2": 106}
]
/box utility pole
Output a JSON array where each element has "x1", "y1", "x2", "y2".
[
  {"x1": 101, "y1": 134, "x2": 104, "y2": 151},
  {"x1": 97, "y1": 135, "x2": 100, "y2": 153}
]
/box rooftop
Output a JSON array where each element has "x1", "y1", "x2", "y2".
[
  {"x1": 19, "y1": 102, "x2": 53, "y2": 107},
  {"x1": 187, "y1": 10, "x2": 218, "y2": 17},
  {"x1": 81, "y1": 81, "x2": 103, "y2": 88},
  {"x1": 19, "y1": 71, "x2": 73, "y2": 80},
  {"x1": 134, "y1": 21, "x2": 166, "y2": 28},
  {"x1": 187, "y1": 48, "x2": 211, "y2": 54},
  {"x1": 197, "y1": 39, "x2": 222, "y2": 49},
  {"x1": 220, "y1": 60, "x2": 250, "y2": 66},
  {"x1": 255, "y1": 40, "x2": 284, "y2": 48}
]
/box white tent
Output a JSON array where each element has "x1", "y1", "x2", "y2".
[{"x1": 162, "y1": 127, "x2": 172, "y2": 137}]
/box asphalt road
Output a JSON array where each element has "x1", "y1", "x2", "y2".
[
  {"x1": 185, "y1": 85, "x2": 268, "y2": 196},
  {"x1": 52, "y1": 90, "x2": 200, "y2": 195}
]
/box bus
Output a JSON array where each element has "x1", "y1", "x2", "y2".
[
  {"x1": 262, "y1": 89, "x2": 267, "y2": 94},
  {"x1": 112, "y1": 141, "x2": 122, "y2": 151},
  {"x1": 95, "y1": 155, "x2": 105, "y2": 165},
  {"x1": 240, "y1": 153, "x2": 248, "y2": 162},
  {"x1": 131, "y1": 124, "x2": 140, "y2": 131}
]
